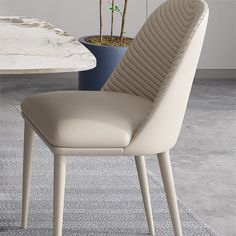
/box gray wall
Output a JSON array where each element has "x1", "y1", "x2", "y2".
[{"x1": 0, "y1": 0, "x2": 235, "y2": 69}]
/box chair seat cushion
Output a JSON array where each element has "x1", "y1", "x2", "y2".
[{"x1": 21, "y1": 91, "x2": 152, "y2": 148}]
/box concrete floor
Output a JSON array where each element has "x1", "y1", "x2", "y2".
[{"x1": 0, "y1": 76, "x2": 235, "y2": 236}]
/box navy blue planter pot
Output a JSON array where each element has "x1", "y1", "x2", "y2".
[{"x1": 78, "y1": 36, "x2": 128, "y2": 91}]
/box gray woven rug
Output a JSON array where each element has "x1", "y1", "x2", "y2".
[{"x1": 0, "y1": 138, "x2": 216, "y2": 236}]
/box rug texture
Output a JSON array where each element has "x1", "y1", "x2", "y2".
[{"x1": 0, "y1": 138, "x2": 216, "y2": 235}]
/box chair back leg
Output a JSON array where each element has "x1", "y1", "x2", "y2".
[
  {"x1": 135, "y1": 156, "x2": 155, "y2": 235},
  {"x1": 22, "y1": 122, "x2": 35, "y2": 229},
  {"x1": 157, "y1": 151, "x2": 183, "y2": 236},
  {"x1": 53, "y1": 156, "x2": 66, "y2": 236}
]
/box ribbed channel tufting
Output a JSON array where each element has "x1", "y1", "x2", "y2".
[{"x1": 102, "y1": 0, "x2": 207, "y2": 101}]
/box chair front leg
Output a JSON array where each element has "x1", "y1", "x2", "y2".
[
  {"x1": 135, "y1": 156, "x2": 155, "y2": 235},
  {"x1": 22, "y1": 121, "x2": 35, "y2": 229},
  {"x1": 53, "y1": 156, "x2": 66, "y2": 236},
  {"x1": 157, "y1": 151, "x2": 182, "y2": 236}
]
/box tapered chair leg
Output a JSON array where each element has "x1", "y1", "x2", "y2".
[
  {"x1": 157, "y1": 151, "x2": 182, "y2": 236},
  {"x1": 21, "y1": 122, "x2": 35, "y2": 229},
  {"x1": 53, "y1": 156, "x2": 66, "y2": 236},
  {"x1": 135, "y1": 156, "x2": 155, "y2": 235}
]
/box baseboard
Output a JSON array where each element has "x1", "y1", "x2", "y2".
[
  {"x1": 195, "y1": 69, "x2": 236, "y2": 79},
  {"x1": 0, "y1": 70, "x2": 235, "y2": 80}
]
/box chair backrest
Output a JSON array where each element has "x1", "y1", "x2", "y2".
[{"x1": 103, "y1": 0, "x2": 209, "y2": 155}]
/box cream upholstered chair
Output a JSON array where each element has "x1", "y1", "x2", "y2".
[{"x1": 20, "y1": 0, "x2": 209, "y2": 235}]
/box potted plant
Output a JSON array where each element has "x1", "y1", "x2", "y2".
[{"x1": 79, "y1": 0, "x2": 132, "y2": 90}]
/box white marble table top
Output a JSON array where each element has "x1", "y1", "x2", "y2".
[{"x1": 0, "y1": 16, "x2": 96, "y2": 74}]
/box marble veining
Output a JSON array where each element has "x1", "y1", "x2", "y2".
[{"x1": 0, "y1": 16, "x2": 96, "y2": 74}]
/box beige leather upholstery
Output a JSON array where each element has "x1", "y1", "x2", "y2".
[
  {"x1": 22, "y1": 91, "x2": 152, "y2": 148},
  {"x1": 103, "y1": 0, "x2": 207, "y2": 101},
  {"x1": 21, "y1": 0, "x2": 208, "y2": 156},
  {"x1": 21, "y1": 1, "x2": 209, "y2": 235},
  {"x1": 103, "y1": 0, "x2": 209, "y2": 155}
]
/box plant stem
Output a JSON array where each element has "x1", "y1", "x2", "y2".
[
  {"x1": 110, "y1": 0, "x2": 115, "y2": 39},
  {"x1": 99, "y1": 0, "x2": 103, "y2": 43},
  {"x1": 120, "y1": 0, "x2": 128, "y2": 41}
]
